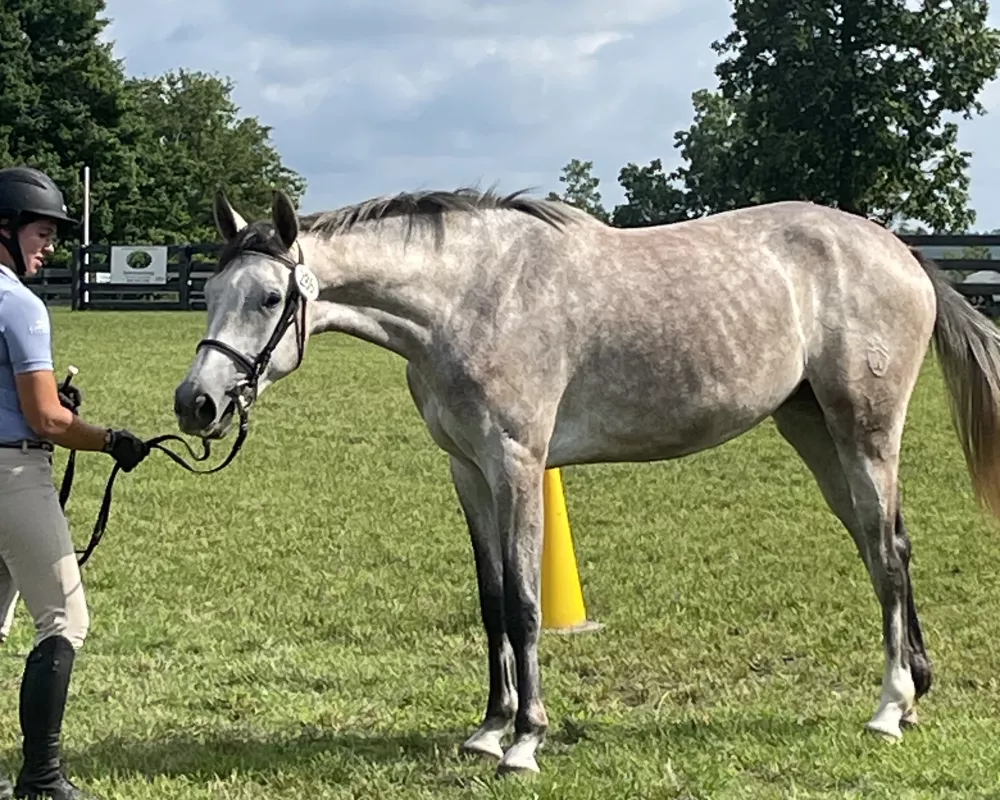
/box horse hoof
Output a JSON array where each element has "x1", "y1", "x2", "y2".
[
  {"x1": 864, "y1": 719, "x2": 903, "y2": 742},
  {"x1": 460, "y1": 738, "x2": 504, "y2": 761},
  {"x1": 495, "y1": 756, "x2": 539, "y2": 777},
  {"x1": 496, "y1": 739, "x2": 540, "y2": 776},
  {"x1": 461, "y1": 727, "x2": 506, "y2": 760},
  {"x1": 901, "y1": 707, "x2": 919, "y2": 727}
]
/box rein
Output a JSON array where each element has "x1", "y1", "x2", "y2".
[{"x1": 63, "y1": 245, "x2": 318, "y2": 567}]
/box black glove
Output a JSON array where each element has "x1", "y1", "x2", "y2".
[
  {"x1": 58, "y1": 385, "x2": 82, "y2": 414},
  {"x1": 103, "y1": 429, "x2": 150, "y2": 472}
]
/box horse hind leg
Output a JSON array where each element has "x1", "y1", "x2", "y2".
[
  {"x1": 773, "y1": 383, "x2": 931, "y2": 738},
  {"x1": 894, "y1": 501, "x2": 932, "y2": 721},
  {"x1": 449, "y1": 455, "x2": 518, "y2": 760}
]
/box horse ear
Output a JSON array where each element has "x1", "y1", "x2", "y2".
[
  {"x1": 271, "y1": 190, "x2": 299, "y2": 251},
  {"x1": 214, "y1": 189, "x2": 248, "y2": 241}
]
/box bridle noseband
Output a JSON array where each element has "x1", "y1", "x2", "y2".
[{"x1": 69, "y1": 242, "x2": 321, "y2": 567}]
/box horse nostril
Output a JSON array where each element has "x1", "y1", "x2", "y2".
[
  {"x1": 193, "y1": 393, "x2": 216, "y2": 426},
  {"x1": 175, "y1": 382, "x2": 217, "y2": 428}
]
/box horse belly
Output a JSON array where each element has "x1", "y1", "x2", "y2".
[{"x1": 546, "y1": 334, "x2": 805, "y2": 467}]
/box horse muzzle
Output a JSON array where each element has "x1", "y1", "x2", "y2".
[{"x1": 174, "y1": 379, "x2": 232, "y2": 439}]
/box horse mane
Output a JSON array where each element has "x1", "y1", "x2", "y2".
[
  {"x1": 213, "y1": 187, "x2": 593, "y2": 273},
  {"x1": 298, "y1": 186, "x2": 591, "y2": 238}
]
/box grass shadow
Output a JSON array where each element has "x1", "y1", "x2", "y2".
[
  {"x1": 0, "y1": 727, "x2": 475, "y2": 787},
  {"x1": 20, "y1": 712, "x2": 844, "y2": 785},
  {"x1": 0, "y1": 713, "x2": 954, "y2": 798},
  {"x1": 546, "y1": 709, "x2": 838, "y2": 751}
]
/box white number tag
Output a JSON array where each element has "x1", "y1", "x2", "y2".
[{"x1": 293, "y1": 263, "x2": 319, "y2": 300}]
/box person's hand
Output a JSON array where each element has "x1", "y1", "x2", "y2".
[
  {"x1": 103, "y1": 429, "x2": 150, "y2": 472},
  {"x1": 58, "y1": 385, "x2": 82, "y2": 413}
]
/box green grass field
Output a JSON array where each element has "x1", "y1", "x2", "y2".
[{"x1": 1, "y1": 307, "x2": 999, "y2": 799}]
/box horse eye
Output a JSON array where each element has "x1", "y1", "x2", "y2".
[{"x1": 263, "y1": 291, "x2": 282, "y2": 308}]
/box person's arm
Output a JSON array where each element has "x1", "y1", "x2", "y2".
[
  {"x1": 1, "y1": 293, "x2": 150, "y2": 470},
  {"x1": 14, "y1": 369, "x2": 109, "y2": 451},
  {"x1": 0, "y1": 294, "x2": 108, "y2": 451}
]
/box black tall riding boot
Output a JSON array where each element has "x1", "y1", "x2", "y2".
[{"x1": 13, "y1": 636, "x2": 93, "y2": 800}]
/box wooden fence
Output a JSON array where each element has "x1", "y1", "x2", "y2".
[
  {"x1": 24, "y1": 243, "x2": 224, "y2": 311},
  {"x1": 19, "y1": 234, "x2": 1000, "y2": 315},
  {"x1": 901, "y1": 234, "x2": 1000, "y2": 317}
]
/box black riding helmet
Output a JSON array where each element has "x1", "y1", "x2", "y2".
[{"x1": 0, "y1": 166, "x2": 77, "y2": 275}]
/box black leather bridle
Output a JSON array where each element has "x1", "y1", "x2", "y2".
[
  {"x1": 70, "y1": 242, "x2": 319, "y2": 566},
  {"x1": 195, "y1": 242, "x2": 316, "y2": 419}
]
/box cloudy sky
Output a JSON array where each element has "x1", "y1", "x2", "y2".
[{"x1": 100, "y1": 0, "x2": 1000, "y2": 231}]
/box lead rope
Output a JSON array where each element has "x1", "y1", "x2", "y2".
[
  {"x1": 76, "y1": 400, "x2": 251, "y2": 566},
  {"x1": 58, "y1": 375, "x2": 252, "y2": 567}
]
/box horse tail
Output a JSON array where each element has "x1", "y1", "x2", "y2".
[{"x1": 911, "y1": 245, "x2": 1000, "y2": 519}]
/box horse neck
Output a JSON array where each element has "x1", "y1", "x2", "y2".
[{"x1": 301, "y1": 218, "x2": 477, "y2": 364}]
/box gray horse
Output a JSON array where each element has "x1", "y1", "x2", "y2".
[{"x1": 173, "y1": 186, "x2": 1000, "y2": 776}]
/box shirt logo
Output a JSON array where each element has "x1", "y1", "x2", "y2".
[{"x1": 28, "y1": 319, "x2": 48, "y2": 335}]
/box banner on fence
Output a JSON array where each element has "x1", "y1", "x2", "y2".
[{"x1": 109, "y1": 246, "x2": 168, "y2": 284}]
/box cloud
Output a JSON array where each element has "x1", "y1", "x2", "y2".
[{"x1": 101, "y1": 0, "x2": 1000, "y2": 230}]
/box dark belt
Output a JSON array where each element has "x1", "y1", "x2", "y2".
[{"x1": 0, "y1": 440, "x2": 54, "y2": 452}]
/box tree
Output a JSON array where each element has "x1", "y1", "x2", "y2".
[
  {"x1": 558, "y1": 0, "x2": 1000, "y2": 233},
  {"x1": 662, "y1": 89, "x2": 758, "y2": 219},
  {"x1": 0, "y1": 0, "x2": 146, "y2": 252},
  {"x1": 547, "y1": 159, "x2": 609, "y2": 222},
  {"x1": 546, "y1": 157, "x2": 690, "y2": 227},
  {"x1": 0, "y1": 1, "x2": 306, "y2": 251},
  {"x1": 124, "y1": 69, "x2": 307, "y2": 244},
  {"x1": 708, "y1": 0, "x2": 1000, "y2": 232},
  {"x1": 610, "y1": 159, "x2": 689, "y2": 227}
]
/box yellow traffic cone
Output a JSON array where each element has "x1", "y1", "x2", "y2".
[{"x1": 541, "y1": 468, "x2": 602, "y2": 633}]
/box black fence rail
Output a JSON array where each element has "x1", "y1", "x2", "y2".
[
  {"x1": 21, "y1": 243, "x2": 223, "y2": 310},
  {"x1": 901, "y1": 234, "x2": 1000, "y2": 318},
  {"x1": 22, "y1": 258, "x2": 74, "y2": 307},
  {"x1": 18, "y1": 234, "x2": 1000, "y2": 315},
  {"x1": 58, "y1": 243, "x2": 223, "y2": 311}
]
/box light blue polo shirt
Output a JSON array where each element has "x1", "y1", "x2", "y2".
[{"x1": 0, "y1": 264, "x2": 54, "y2": 443}]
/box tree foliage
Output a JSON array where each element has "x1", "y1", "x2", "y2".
[
  {"x1": 126, "y1": 69, "x2": 306, "y2": 244},
  {"x1": 611, "y1": 159, "x2": 688, "y2": 228},
  {"x1": 0, "y1": 0, "x2": 146, "y2": 247},
  {"x1": 552, "y1": 0, "x2": 1000, "y2": 234},
  {"x1": 0, "y1": 0, "x2": 305, "y2": 251},
  {"x1": 546, "y1": 159, "x2": 609, "y2": 223},
  {"x1": 713, "y1": 0, "x2": 1000, "y2": 231}
]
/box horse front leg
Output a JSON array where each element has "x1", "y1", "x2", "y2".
[
  {"x1": 489, "y1": 446, "x2": 548, "y2": 776},
  {"x1": 450, "y1": 456, "x2": 517, "y2": 760}
]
